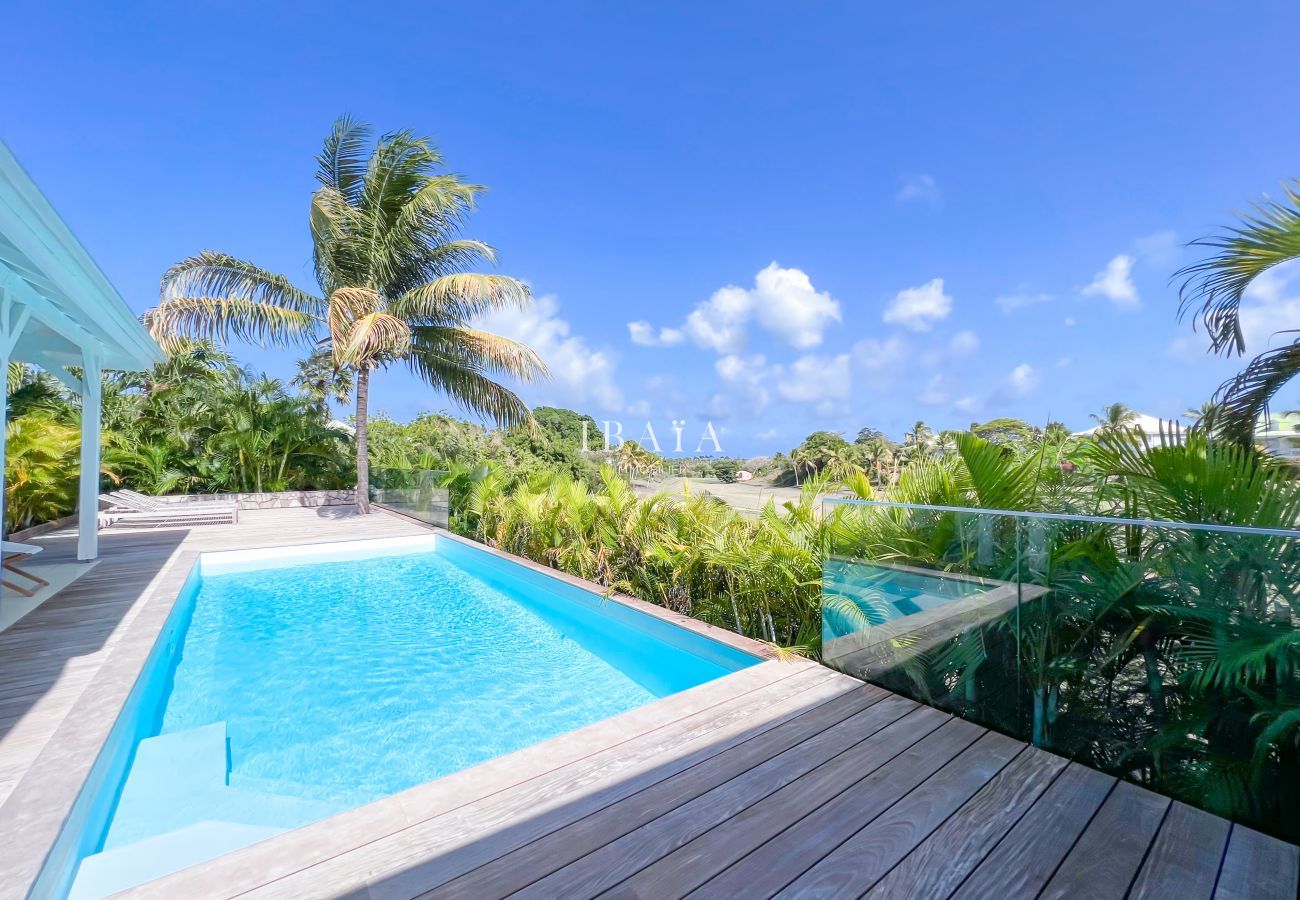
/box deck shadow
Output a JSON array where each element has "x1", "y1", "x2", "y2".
[{"x1": 0, "y1": 527, "x2": 189, "y2": 759}]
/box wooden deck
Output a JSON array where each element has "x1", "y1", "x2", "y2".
[{"x1": 0, "y1": 507, "x2": 1296, "y2": 899}]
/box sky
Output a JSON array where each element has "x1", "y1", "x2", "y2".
[{"x1": 7, "y1": 1, "x2": 1300, "y2": 457}]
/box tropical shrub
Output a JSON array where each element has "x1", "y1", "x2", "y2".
[
  {"x1": 825, "y1": 429, "x2": 1300, "y2": 842},
  {"x1": 4, "y1": 413, "x2": 80, "y2": 530}
]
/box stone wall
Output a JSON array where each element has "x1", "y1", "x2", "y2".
[{"x1": 168, "y1": 489, "x2": 357, "y2": 509}]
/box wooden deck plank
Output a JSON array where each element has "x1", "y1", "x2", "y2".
[
  {"x1": 3, "y1": 507, "x2": 1298, "y2": 900},
  {"x1": 775, "y1": 731, "x2": 1025, "y2": 898},
  {"x1": 1039, "y1": 780, "x2": 1170, "y2": 900},
  {"x1": 687, "y1": 716, "x2": 985, "y2": 900},
  {"x1": 508, "y1": 691, "x2": 933, "y2": 900},
  {"x1": 613, "y1": 703, "x2": 949, "y2": 900},
  {"x1": 947, "y1": 761, "x2": 1115, "y2": 900},
  {"x1": 864, "y1": 745, "x2": 1068, "y2": 900},
  {"x1": 137, "y1": 661, "x2": 826, "y2": 900},
  {"x1": 1129, "y1": 801, "x2": 1231, "y2": 900},
  {"x1": 416, "y1": 685, "x2": 894, "y2": 899},
  {"x1": 1214, "y1": 825, "x2": 1300, "y2": 900}
]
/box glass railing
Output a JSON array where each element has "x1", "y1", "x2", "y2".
[
  {"x1": 822, "y1": 498, "x2": 1300, "y2": 842},
  {"x1": 368, "y1": 469, "x2": 450, "y2": 528}
]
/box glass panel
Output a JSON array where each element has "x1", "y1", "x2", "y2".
[
  {"x1": 823, "y1": 503, "x2": 1025, "y2": 737},
  {"x1": 368, "y1": 469, "x2": 449, "y2": 528},
  {"x1": 821, "y1": 498, "x2": 1300, "y2": 843}
]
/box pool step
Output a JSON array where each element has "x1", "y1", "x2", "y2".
[
  {"x1": 102, "y1": 722, "x2": 342, "y2": 849},
  {"x1": 70, "y1": 821, "x2": 283, "y2": 900}
]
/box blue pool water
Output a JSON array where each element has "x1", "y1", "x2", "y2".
[
  {"x1": 822, "y1": 558, "x2": 990, "y2": 640},
  {"x1": 53, "y1": 536, "x2": 756, "y2": 899}
]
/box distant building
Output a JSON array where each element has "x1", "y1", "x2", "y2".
[
  {"x1": 1257, "y1": 411, "x2": 1300, "y2": 460},
  {"x1": 1073, "y1": 412, "x2": 1184, "y2": 444}
]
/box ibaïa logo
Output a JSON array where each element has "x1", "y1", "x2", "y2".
[{"x1": 581, "y1": 420, "x2": 723, "y2": 454}]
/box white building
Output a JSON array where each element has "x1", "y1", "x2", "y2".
[{"x1": 1073, "y1": 412, "x2": 1185, "y2": 444}]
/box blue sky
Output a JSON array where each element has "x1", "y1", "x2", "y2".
[{"x1": 8, "y1": 1, "x2": 1300, "y2": 456}]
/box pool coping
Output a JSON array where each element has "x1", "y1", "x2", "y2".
[
  {"x1": 0, "y1": 517, "x2": 778, "y2": 899},
  {"x1": 0, "y1": 547, "x2": 201, "y2": 900}
]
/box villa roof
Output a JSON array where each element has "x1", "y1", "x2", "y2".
[
  {"x1": 0, "y1": 140, "x2": 163, "y2": 375},
  {"x1": 1073, "y1": 412, "x2": 1179, "y2": 437}
]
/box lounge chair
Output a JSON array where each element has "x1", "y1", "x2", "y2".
[
  {"x1": 99, "y1": 493, "x2": 238, "y2": 527},
  {"x1": 111, "y1": 489, "x2": 238, "y2": 511},
  {"x1": 2, "y1": 541, "x2": 51, "y2": 598}
]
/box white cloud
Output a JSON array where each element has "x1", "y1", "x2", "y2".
[
  {"x1": 954, "y1": 395, "x2": 983, "y2": 415},
  {"x1": 896, "y1": 173, "x2": 941, "y2": 206},
  {"x1": 853, "y1": 335, "x2": 910, "y2": 371},
  {"x1": 1064, "y1": 316, "x2": 1077, "y2": 327},
  {"x1": 776, "y1": 353, "x2": 852, "y2": 411},
  {"x1": 674, "y1": 263, "x2": 843, "y2": 353},
  {"x1": 627, "y1": 321, "x2": 684, "y2": 347},
  {"x1": 1004, "y1": 362, "x2": 1039, "y2": 398},
  {"x1": 883, "y1": 278, "x2": 953, "y2": 332},
  {"x1": 1082, "y1": 254, "x2": 1140, "y2": 308},
  {"x1": 476, "y1": 294, "x2": 623, "y2": 412},
  {"x1": 1056, "y1": 356, "x2": 1072, "y2": 368},
  {"x1": 996, "y1": 289, "x2": 1053, "y2": 313},
  {"x1": 684, "y1": 285, "x2": 752, "y2": 353},
  {"x1": 755, "y1": 427, "x2": 779, "y2": 442},
  {"x1": 712, "y1": 353, "x2": 771, "y2": 417},
  {"x1": 625, "y1": 399, "x2": 651, "y2": 418},
  {"x1": 751, "y1": 263, "x2": 842, "y2": 348}
]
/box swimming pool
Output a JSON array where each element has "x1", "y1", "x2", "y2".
[
  {"x1": 821, "y1": 558, "x2": 991, "y2": 639},
  {"x1": 47, "y1": 535, "x2": 758, "y2": 899}
]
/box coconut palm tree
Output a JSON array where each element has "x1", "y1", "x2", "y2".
[
  {"x1": 1182, "y1": 400, "x2": 1224, "y2": 429},
  {"x1": 145, "y1": 115, "x2": 547, "y2": 511},
  {"x1": 1177, "y1": 182, "x2": 1300, "y2": 444},
  {"x1": 905, "y1": 420, "x2": 934, "y2": 448},
  {"x1": 1090, "y1": 402, "x2": 1138, "y2": 433},
  {"x1": 292, "y1": 348, "x2": 355, "y2": 419}
]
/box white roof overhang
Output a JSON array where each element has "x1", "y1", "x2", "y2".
[{"x1": 0, "y1": 141, "x2": 164, "y2": 379}]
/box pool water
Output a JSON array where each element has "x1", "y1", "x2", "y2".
[
  {"x1": 822, "y1": 558, "x2": 990, "y2": 639},
  {"x1": 57, "y1": 536, "x2": 756, "y2": 899}
]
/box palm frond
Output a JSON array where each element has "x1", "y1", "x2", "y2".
[
  {"x1": 161, "y1": 252, "x2": 325, "y2": 316},
  {"x1": 414, "y1": 326, "x2": 548, "y2": 381},
  {"x1": 326, "y1": 286, "x2": 382, "y2": 344},
  {"x1": 335, "y1": 312, "x2": 413, "y2": 367},
  {"x1": 392, "y1": 273, "x2": 529, "y2": 324},
  {"x1": 405, "y1": 345, "x2": 533, "y2": 427},
  {"x1": 315, "y1": 114, "x2": 370, "y2": 204},
  {"x1": 1177, "y1": 182, "x2": 1300, "y2": 356},
  {"x1": 144, "y1": 296, "x2": 318, "y2": 348},
  {"x1": 1210, "y1": 337, "x2": 1300, "y2": 445}
]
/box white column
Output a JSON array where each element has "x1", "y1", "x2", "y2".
[{"x1": 77, "y1": 345, "x2": 101, "y2": 561}]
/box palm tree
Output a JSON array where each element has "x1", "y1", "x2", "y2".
[
  {"x1": 145, "y1": 116, "x2": 547, "y2": 511},
  {"x1": 905, "y1": 420, "x2": 934, "y2": 447},
  {"x1": 292, "y1": 348, "x2": 355, "y2": 419},
  {"x1": 1090, "y1": 402, "x2": 1138, "y2": 433},
  {"x1": 1177, "y1": 182, "x2": 1300, "y2": 444},
  {"x1": 1182, "y1": 400, "x2": 1224, "y2": 429}
]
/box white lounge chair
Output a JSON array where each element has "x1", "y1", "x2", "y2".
[
  {"x1": 111, "y1": 489, "x2": 238, "y2": 511},
  {"x1": 2, "y1": 541, "x2": 50, "y2": 598},
  {"x1": 99, "y1": 493, "x2": 238, "y2": 527}
]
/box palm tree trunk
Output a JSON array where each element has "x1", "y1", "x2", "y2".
[{"x1": 355, "y1": 366, "x2": 371, "y2": 514}]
